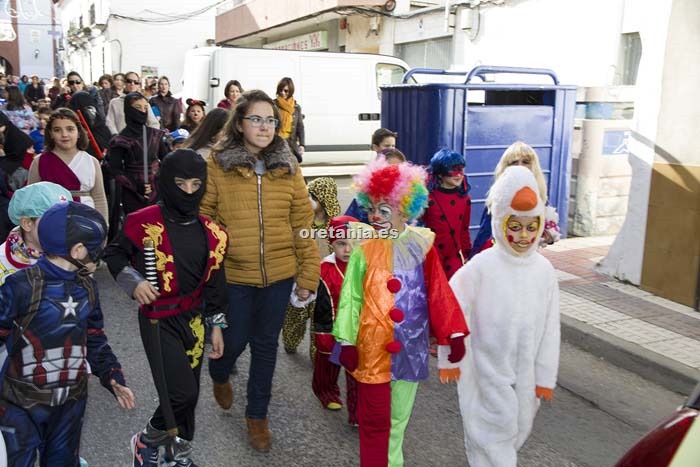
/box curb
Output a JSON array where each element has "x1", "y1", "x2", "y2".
[{"x1": 561, "y1": 315, "x2": 700, "y2": 395}]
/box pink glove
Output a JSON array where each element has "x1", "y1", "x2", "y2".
[
  {"x1": 339, "y1": 345, "x2": 359, "y2": 372},
  {"x1": 448, "y1": 336, "x2": 466, "y2": 363}
]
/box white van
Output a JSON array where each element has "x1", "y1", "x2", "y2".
[{"x1": 181, "y1": 47, "x2": 410, "y2": 169}]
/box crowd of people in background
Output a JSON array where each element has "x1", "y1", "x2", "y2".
[
  {"x1": 0, "y1": 70, "x2": 310, "y2": 240},
  {"x1": 0, "y1": 68, "x2": 561, "y2": 467}
]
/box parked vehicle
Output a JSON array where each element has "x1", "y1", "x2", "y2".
[
  {"x1": 615, "y1": 380, "x2": 700, "y2": 466},
  {"x1": 181, "y1": 46, "x2": 410, "y2": 166}
]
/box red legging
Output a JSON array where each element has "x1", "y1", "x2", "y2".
[
  {"x1": 312, "y1": 351, "x2": 359, "y2": 425},
  {"x1": 346, "y1": 371, "x2": 358, "y2": 425},
  {"x1": 357, "y1": 382, "x2": 391, "y2": 467},
  {"x1": 312, "y1": 351, "x2": 342, "y2": 406}
]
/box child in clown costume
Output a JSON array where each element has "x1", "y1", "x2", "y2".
[
  {"x1": 333, "y1": 159, "x2": 469, "y2": 467},
  {"x1": 311, "y1": 215, "x2": 372, "y2": 422},
  {"x1": 445, "y1": 165, "x2": 560, "y2": 467}
]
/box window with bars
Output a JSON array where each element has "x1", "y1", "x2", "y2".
[{"x1": 394, "y1": 37, "x2": 453, "y2": 70}]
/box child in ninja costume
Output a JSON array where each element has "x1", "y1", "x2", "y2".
[
  {"x1": 103, "y1": 149, "x2": 228, "y2": 467},
  {"x1": 332, "y1": 159, "x2": 469, "y2": 467},
  {"x1": 0, "y1": 181, "x2": 72, "y2": 285},
  {"x1": 444, "y1": 165, "x2": 560, "y2": 467},
  {"x1": 0, "y1": 201, "x2": 135, "y2": 467}
]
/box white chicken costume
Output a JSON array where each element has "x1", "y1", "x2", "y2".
[{"x1": 444, "y1": 166, "x2": 560, "y2": 467}]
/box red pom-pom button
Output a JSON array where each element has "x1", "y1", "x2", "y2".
[
  {"x1": 389, "y1": 308, "x2": 404, "y2": 323},
  {"x1": 387, "y1": 278, "x2": 402, "y2": 293},
  {"x1": 386, "y1": 341, "x2": 402, "y2": 354}
]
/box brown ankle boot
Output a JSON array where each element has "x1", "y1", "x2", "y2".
[
  {"x1": 246, "y1": 417, "x2": 272, "y2": 452},
  {"x1": 213, "y1": 381, "x2": 233, "y2": 410}
]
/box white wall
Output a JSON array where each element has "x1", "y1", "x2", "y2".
[
  {"x1": 105, "y1": 1, "x2": 216, "y2": 92},
  {"x1": 453, "y1": 0, "x2": 625, "y2": 86},
  {"x1": 596, "y1": 0, "x2": 673, "y2": 284},
  {"x1": 58, "y1": 0, "x2": 216, "y2": 91},
  {"x1": 17, "y1": 0, "x2": 55, "y2": 79},
  {"x1": 57, "y1": 0, "x2": 88, "y2": 79},
  {"x1": 380, "y1": 0, "x2": 626, "y2": 87}
]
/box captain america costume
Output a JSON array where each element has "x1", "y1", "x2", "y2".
[{"x1": 0, "y1": 257, "x2": 125, "y2": 467}]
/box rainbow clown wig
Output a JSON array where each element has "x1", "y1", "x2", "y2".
[{"x1": 352, "y1": 157, "x2": 429, "y2": 222}]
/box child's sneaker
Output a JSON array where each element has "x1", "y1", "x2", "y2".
[
  {"x1": 131, "y1": 432, "x2": 161, "y2": 467},
  {"x1": 326, "y1": 401, "x2": 342, "y2": 411},
  {"x1": 170, "y1": 459, "x2": 198, "y2": 467}
]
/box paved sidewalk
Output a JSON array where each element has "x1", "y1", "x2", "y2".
[{"x1": 541, "y1": 236, "x2": 700, "y2": 394}]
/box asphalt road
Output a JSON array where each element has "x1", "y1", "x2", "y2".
[
  {"x1": 79, "y1": 173, "x2": 687, "y2": 466},
  {"x1": 79, "y1": 266, "x2": 687, "y2": 467}
]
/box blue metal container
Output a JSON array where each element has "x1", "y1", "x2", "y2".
[{"x1": 381, "y1": 66, "x2": 577, "y2": 237}]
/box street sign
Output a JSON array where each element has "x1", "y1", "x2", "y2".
[{"x1": 602, "y1": 129, "x2": 630, "y2": 156}]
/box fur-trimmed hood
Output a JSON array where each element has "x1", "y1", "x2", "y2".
[{"x1": 213, "y1": 136, "x2": 297, "y2": 176}]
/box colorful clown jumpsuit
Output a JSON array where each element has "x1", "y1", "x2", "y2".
[{"x1": 333, "y1": 225, "x2": 468, "y2": 467}]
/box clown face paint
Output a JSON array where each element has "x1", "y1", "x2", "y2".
[
  {"x1": 504, "y1": 215, "x2": 540, "y2": 254},
  {"x1": 368, "y1": 200, "x2": 406, "y2": 235}
]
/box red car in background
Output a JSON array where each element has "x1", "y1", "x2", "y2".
[{"x1": 615, "y1": 381, "x2": 700, "y2": 466}]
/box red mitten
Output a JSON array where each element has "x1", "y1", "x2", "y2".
[
  {"x1": 314, "y1": 333, "x2": 336, "y2": 354},
  {"x1": 448, "y1": 335, "x2": 466, "y2": 363},
  {"x1": 536, "y1": 386, "x2": 554, "y2": 401},
  {"x1": 339, "y1": 345, "x2": 359, "y2": 372}
]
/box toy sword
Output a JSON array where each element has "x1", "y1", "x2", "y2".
[{"x1": 142, "y1": 239, "x2": 190, "y2": 462}]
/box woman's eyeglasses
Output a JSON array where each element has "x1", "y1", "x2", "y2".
[
  {"x1": 243, "y1": 116, "x2": 279, "y2": 128},
  {"x1": 67, "y1": 80, "x2": 82, "y2": 85},
  {"x1": 125, "y1": 79, "x2": 140, "y2": 85}
]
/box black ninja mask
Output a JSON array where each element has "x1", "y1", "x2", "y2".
[
  {"x1": 157, "y1": 149, "x2": 207, "y2": 223},
  {"x1": 124, "y1": 92, "x2": 148, "y2": 127},
  {"x1": 68, "y1": 91, "x2": 98, "y2": 126}
]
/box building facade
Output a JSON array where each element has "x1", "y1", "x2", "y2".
[
  {"x1": 215, "y1": 0, "x2": 644, "y2": 87},
  {"x1": 0, "y1": 0, "x2": 56, "y2": 79},
  {"x1": 56, "y1": 0, "x2": 217, "y2": 90}
]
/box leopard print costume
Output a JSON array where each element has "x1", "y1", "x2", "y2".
[{"x1": 283, "y1": 177, "x2": 341, "y2": 357}]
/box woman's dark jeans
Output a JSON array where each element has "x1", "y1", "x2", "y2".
[{"x1": 209, "y1": 278, "x2": 294, "y2": 419}]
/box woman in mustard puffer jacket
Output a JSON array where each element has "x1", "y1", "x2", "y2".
[{"x1": 201, "y1": 89, "x2": 320, "y2": 453}]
